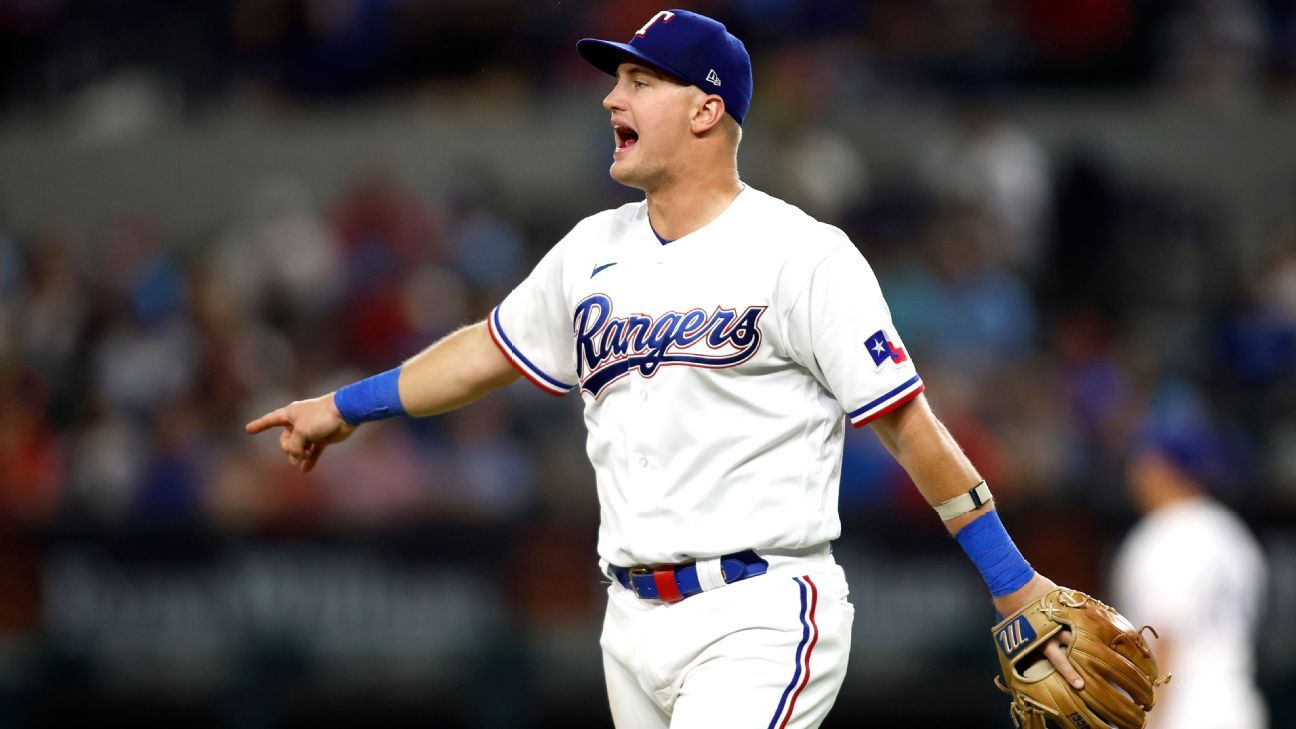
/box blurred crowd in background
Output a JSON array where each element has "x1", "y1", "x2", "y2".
[
  {"x1": 2, "y1": 1, "x2": 1296, "y2": 726},
  {"x1": 4, "y1": 0, "x2": 1296, "y2": 108},
  {"x1": 2, "y1": 0, "x2": 1295, "y2": 535}
]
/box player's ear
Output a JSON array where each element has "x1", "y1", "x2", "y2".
[{"x1": 690, "y1": 94, "x2": 726, "y2": 135}]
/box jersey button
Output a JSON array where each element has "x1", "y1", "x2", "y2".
[
  {"x1": 638, "y1": 457, "x2": 648, "y2": 467},
  {"x1": 640, "y1": 390, "x2": 648, "y2": 401}
]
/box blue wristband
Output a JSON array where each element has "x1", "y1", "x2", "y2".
[
  {"x1": 955, "y1": 510, "x2": 1034, "y2": 597},
  {"x1": 333, "y1": 367, "x2": 407, "y2": 425}
]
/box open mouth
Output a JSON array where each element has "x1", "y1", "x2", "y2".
[{"x1": 614, "y1": 125, "x2": 639, "y2": 152}]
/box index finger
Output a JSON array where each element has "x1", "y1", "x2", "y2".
[
  {"x1": 1045, "y1": 636, "x2": 1084, "y2": 690},
  {"x1": 245, "y1": 408, "x2": 291, "y2": 434}
]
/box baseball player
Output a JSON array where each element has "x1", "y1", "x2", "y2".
[
  {"x1": 247, "y1": 10, "x2": 1086, "y2": 727},
  {"x1": 1112, "y1": 410, "x2": 1268, "y2": 729}
]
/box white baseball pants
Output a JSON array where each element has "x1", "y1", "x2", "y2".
[{"x1": 600, "y1": 547, "x2": 854, "y2": 728}]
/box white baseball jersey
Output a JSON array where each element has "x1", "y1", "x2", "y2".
[
  {"x1": 488, "y1": 185, "x2": 922, "y2": 567},
  {"x1": 1112, "y1": 497, "x2": 1268, "y2": 729}
]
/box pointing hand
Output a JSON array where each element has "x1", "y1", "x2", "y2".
[{"x1": 245, "y1": 394, "x2": 356, "y2": 473}]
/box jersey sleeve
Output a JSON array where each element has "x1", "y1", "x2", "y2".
[
  {"x1": 489, "y1": 237, "x2": 578, "y2": 396},
  {"x1": 784, "y1": 241, "x2": 923, "y2": 427}
]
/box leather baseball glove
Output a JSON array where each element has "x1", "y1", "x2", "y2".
[{"x1": 992, "y1": 587, "x2": 1169, "y2": 729}]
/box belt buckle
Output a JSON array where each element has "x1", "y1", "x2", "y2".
[{"x1": 628, "y1": 566, "x2": 651, "y2": 598}]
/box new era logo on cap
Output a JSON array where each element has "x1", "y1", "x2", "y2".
[{"x1": 577, "y1": 9, "x2": 753, "y2": 124}]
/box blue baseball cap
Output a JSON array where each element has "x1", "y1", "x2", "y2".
[{"x1": 577, "y1": 10, "x2": 753, "y2": 125}]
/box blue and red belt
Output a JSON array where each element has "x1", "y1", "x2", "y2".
[{"x1": 611, "y1": 550, "x2": 769, "y2": 603}]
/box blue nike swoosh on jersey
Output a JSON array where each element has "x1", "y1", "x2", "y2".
[{"x1": 590, "y1": 262, "x2": 618, "y2": 278}]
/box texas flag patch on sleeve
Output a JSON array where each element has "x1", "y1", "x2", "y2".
[
  {"x1": 846, "y1": 328, "x2": 923, "y2": 427},
  {"x1": 866, "y1": 329, "x2": 908, "y2": 367}
]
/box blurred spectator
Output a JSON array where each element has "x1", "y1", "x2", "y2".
[
  {"x1": 216, "y1": 178, "x2": 345, "y2": 323},
  {"x1": 1220, "y1": 220, "x2": 1296, "y2": 390},
  {"x1": 400, "y1": 264, "x2": 471, "y2": 347},
  {"x1": 131, "y1": 397, "x2": 214, "y2": 524},
  {"x1": 1055, "y1": 309, "x2": 1135, "y2": 441},
  {"x1": 12, "y1": 224, "x2": 89, "y2": 424},
  {"x1": 913, "y1": 205, "x2": 1038, "y2": 376},
  {"x1": 0, "y1": 370, "x2": 63, "y2": 524},
  {"x1": 1224, "y1": 220, "x2": 1296, "y2": 498},
  {"x1": 92, "y1": 315, "x2": 199, "y2": 417},
  {"x1": 1161, "y1": 0, "x2": 1266, "y2": 110},
  {"x1": 446, "y1": 196, "x2": 527, "y2": 296},
  {"x1": 921, "y1": 101, "x2": 1051, "y2": 271},
  {"x1": 67, "y1": 399, "x2": 147, "y2": 524},
  {"x1": 769, "y1": 122, "x2": 868, "y2": 222},
  {"x1": 422, "y1": 395, "x2": 536, "y2": 523},
  {"x1": 760, "y1": 44, "x2": 869, "y2": 219},
  {"x1": 98, "y1": 215, "x2": 187, "y2": 327},
  {"x1": 980, "y1": 358, "x2": 1080, "y2": 498},
  {"x1": 330, "y1": 167, "x2": 443, "y2": 370},
  {"x1": 319, "y1": 420, "x2": 426, "y2": 527}
]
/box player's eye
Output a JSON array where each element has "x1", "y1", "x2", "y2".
[{"x1": 633, "y1": 80, "x2": 648, "y2": 89}]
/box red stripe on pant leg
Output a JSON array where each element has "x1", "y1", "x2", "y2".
[
  {"x1": 778, "y1": 575, "x2": 820, "y2": 729},
  {"x1": 652, "y1": 568, "x2": 683, "y2": 603}
]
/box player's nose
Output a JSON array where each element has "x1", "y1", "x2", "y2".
[{"x1": 603, "y1": 84, "x2": 627, "y2": 113}]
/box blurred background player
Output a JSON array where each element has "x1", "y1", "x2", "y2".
[{"x1": 1113, "y1": 384, "x2": 1269, "y2": 729}]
